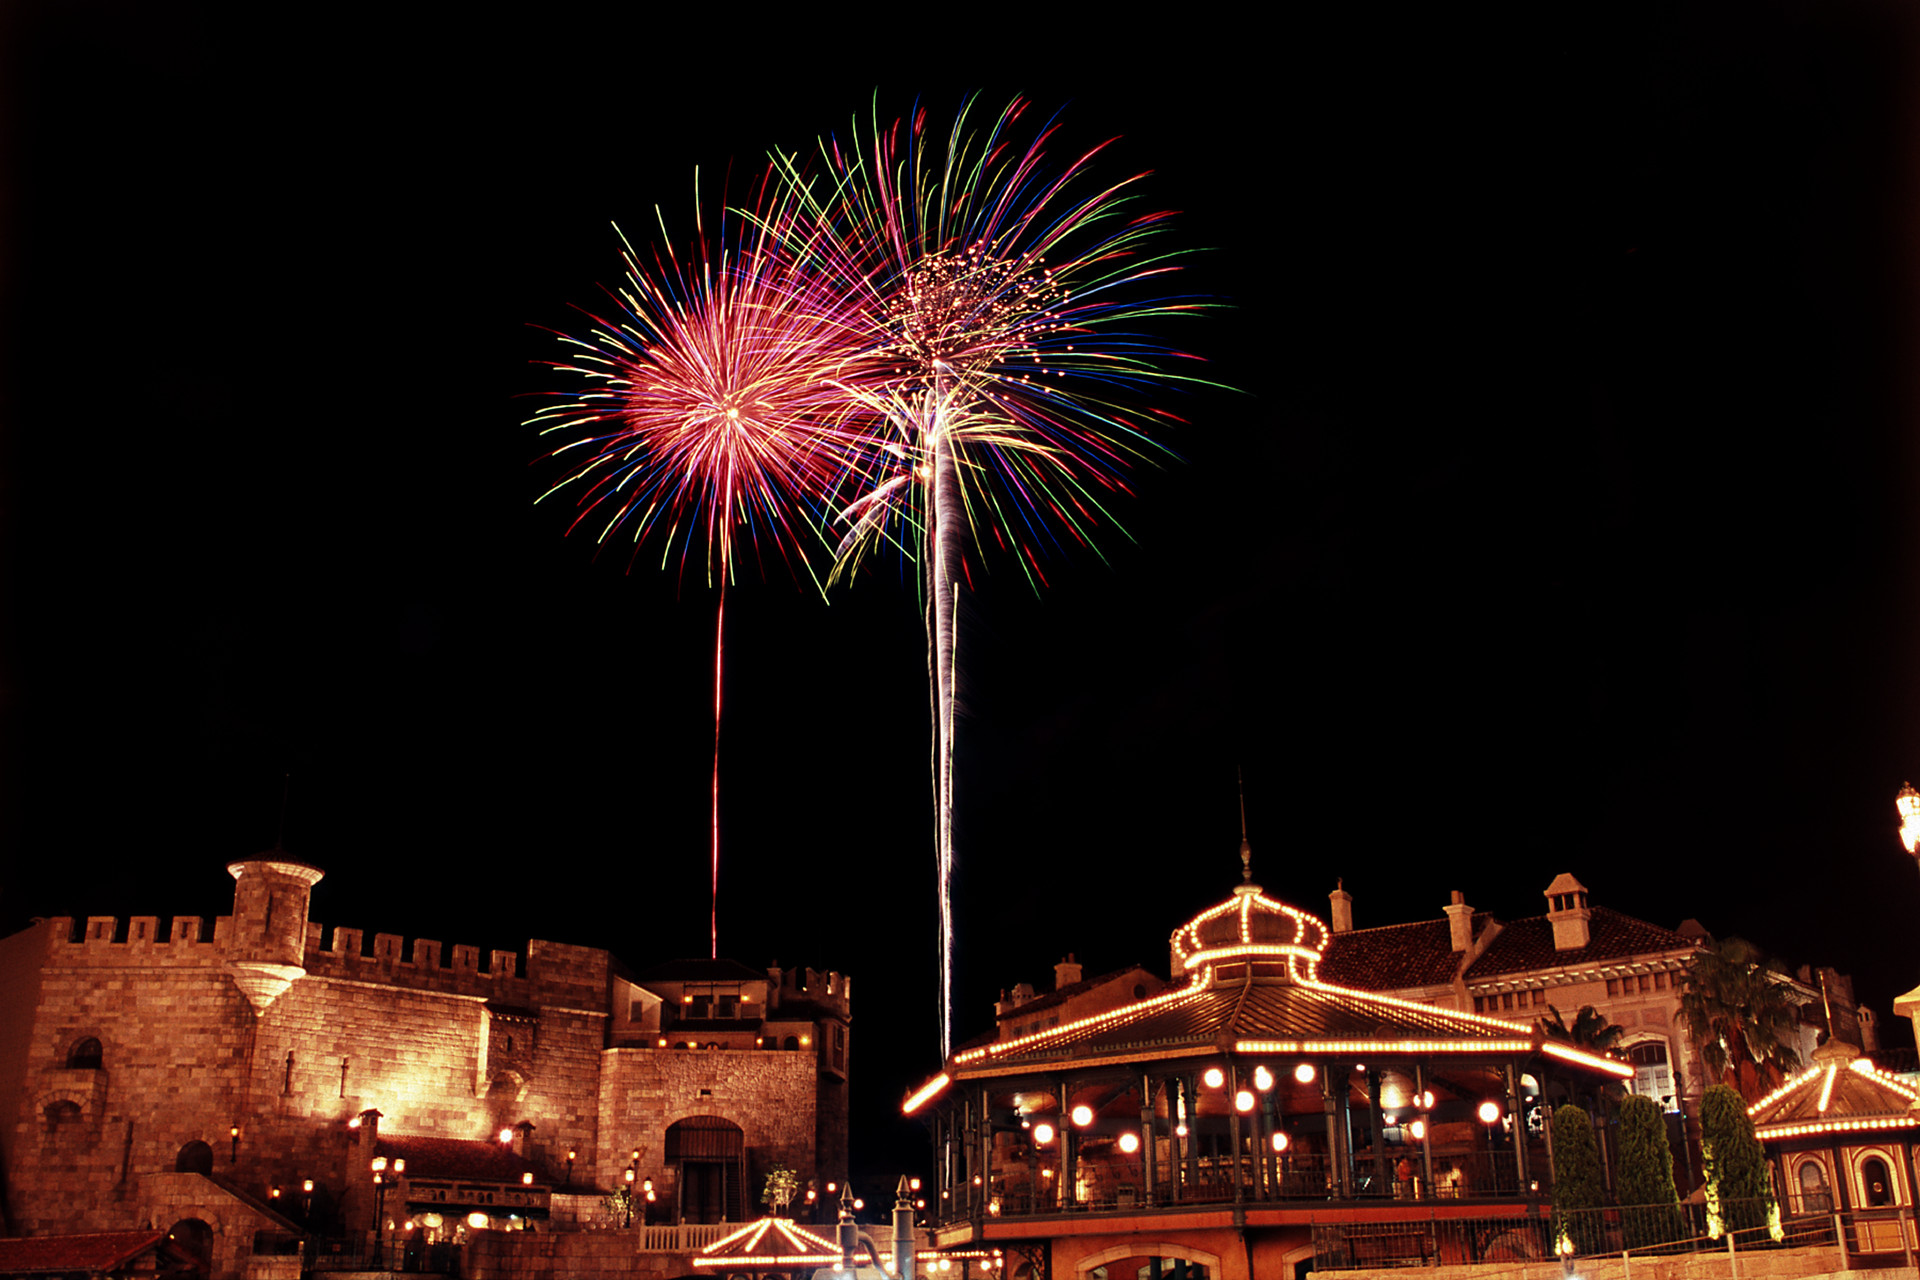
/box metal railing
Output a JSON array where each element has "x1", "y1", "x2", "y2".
[
  {"x1": 955, "y1": 1148, "x2": 1551, "y2": 1226},
  {"x1": 1311, "y1": 1199, "x2": 1920, "y2": 1272}
]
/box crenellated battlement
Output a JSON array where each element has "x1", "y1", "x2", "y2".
[
  {"x1": 769, "y1": 965, "x2": 851, "y2": 1019},
  {"x1": 41, "y1": 911, "x2": 603, "y2": 1007}
]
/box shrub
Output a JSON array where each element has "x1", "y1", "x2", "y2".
[
  {"x1": 1616, "y1": 1094, "x2": 1684, "y2": 1247},
  {"x1": 1552, "y1": 1104, "x2": 1607, "y2": 1255},
  {"x1": 1701, "y1": 1083, "x2": 1778, "y2": 1240}
]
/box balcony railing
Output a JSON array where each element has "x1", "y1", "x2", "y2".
[{"x1": 950, "y1": 1146, "x2": 1552, "y2": 1227}]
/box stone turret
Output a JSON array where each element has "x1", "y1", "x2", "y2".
[{"x1": 225, "y1": 855, "x2": 325, "y2": 1014}]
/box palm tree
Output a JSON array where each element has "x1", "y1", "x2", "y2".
[
  {"x1": 1540, "y1": 1004, "x2": 1628, "y2": 1057},
  {"x1": 1677, "y1": 938, "x2": 1803, "y2": 1103},
  {"x1": 1539, "y1": 1004, "x2": 1630, "y2": 1106}
]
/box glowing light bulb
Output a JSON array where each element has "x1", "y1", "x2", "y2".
[
  {"x1": 1478, "y1": 1101, "x2": 1502, "y2": 1125},
  {"x1": 1033, "y1": 1121, "x2": 1056, "y2": 1145},
  {"x1": 1253, "y1": 1065, "x2": 1274, "y2": 1091},
  {"x1": 1272, "y1": 1131, "x2": 1290, "y2": 1152},
  {"x1": 1118, "y1": 1132, "x2": 1140, "y2": 1154},
  {"x1": 1070, "y1": 1105, "x2": 1093, "y2": 1127},
  {"x1": 1203, "y1": 1067, "x2": 1225, "y2": 1089},
  {"x1": 1409, "y1": 1119, "x2": 1427, "y2": 1141},
  {"x1": 1235, "y1": 1090, "x2": 1255, "y2": 1113},
  {"x1": 1294, "y1": 1063, "x2": 1316, "y2": 1085}
]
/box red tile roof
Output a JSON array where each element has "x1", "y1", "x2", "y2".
[
  {"x1": 1319, "y1": 916, "x2": 1486, "y2": 989},
  {"x1": 0, "y1": 1232, "x2": 169, "y2": 1275},
  {"x1": 1466, "y1": 909, "x2": 1701, "y2": 979},
  {"x1": 1319, "y1": 907, "x2": 1700, "y2": 991}
]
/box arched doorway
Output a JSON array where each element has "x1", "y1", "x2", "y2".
[
  {"x1": 166, "y1": 1218, "x2": 213, "y2": 1278},
  {"x1": 665, "y1": 1116, "x2": 745, "y2": 1223},
  {"x1": 175, "y1": 1140, "x2": 214, "y2": 1174}
]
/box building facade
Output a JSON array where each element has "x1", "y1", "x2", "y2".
[
  {"x1": 0, "y1": 856, "x2": 849, "y2": 1279},
  {"x1": 909, "y1": 865, "x2": 1629, "y2": 1280}
]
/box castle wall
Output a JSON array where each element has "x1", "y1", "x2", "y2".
[
  {"x1": 1, "y1": 875, "x2": 845, "y2": 1274},
  {"x1": 598, "y1": 1047, "x2": 819, "y2": 1210}
]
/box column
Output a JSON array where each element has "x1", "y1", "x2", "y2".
[{"x1": 1141, "y1": 1072, "x2": 1158, "y2": 1208}]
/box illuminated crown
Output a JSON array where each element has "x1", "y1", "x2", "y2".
[{"x1": 1169, "y1": 882, "x2": 1330, "y2": 983}]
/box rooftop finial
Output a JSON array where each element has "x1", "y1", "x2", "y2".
[{"x1": 1234, "y1": 767, "x2": 1260, "y2": 895}]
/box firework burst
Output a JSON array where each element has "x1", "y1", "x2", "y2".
[
  {"x1": 530, "y1": 182, "x2": 881, "y2": 958},
  {"x1": 771, "y1": 95, "x2": 1218, "y2": 1058}
]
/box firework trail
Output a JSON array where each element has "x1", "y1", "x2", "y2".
[
  {"x1": 530, "y1": 177, "x2": 880, "y2": 959},
  {"x1": 771, "y1": 95, "x2": 1217, "y2": 1058}
]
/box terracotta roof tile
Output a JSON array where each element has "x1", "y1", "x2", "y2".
[
  {"x1": 1318, "y1": 908, "x2": 1699, "y2": 993},
  {"x1": 0, "y1": 1232, "x2": 170, "y2": 1275},
  {"x1": 1464, "y1": 909, "x2": 1700, "y2": 979},
  {"x1": 1319, "y1": 917, "x2": 1484, "y2": 990}
]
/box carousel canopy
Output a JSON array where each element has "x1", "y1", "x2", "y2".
[
  {"x1": 909, "y1": 879, "x2": 1629, "y2": 1108},
  {"x1": 1748, "y1": 1051, "x2": 1920, "y2": 1142}
]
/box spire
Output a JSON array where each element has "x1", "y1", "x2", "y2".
[{"x1": 1234, "y1": 767, "x2": 1261, "y2": 896}]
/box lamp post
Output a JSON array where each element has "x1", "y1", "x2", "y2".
[
  {"x1": 1478, "y1": 1101, "x2": 1502, "y2": 1193},
  {"x1": 371, "y1": 1158, "x2": 389, "y2": 1262},
  {"x1": 623, "y1": 1168, "x2": 636, "y2": 1228}
]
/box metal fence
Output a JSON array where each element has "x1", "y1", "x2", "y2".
[{"x1": 1311, "y1": 1200, "x2": 1919, "y2": 1272}]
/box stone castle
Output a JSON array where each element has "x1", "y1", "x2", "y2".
[{"x1": 0, "y1": 855, "x2": 849, "y2": 1278}]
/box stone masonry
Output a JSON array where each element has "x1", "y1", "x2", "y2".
[{"x1": 0, "y1": 856, "x2": 850, "y2": 1280}]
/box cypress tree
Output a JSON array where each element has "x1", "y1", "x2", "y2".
[
  {"x1": 1551, "y1": 1104, "x2": 1607, "y2": 1255},
  {"x1": 1701, "y1": 1083, "x2": 1778, "y2": 1240},
  {"x1": 1616, "y1": 1094, "x2": 1684, "y2": 1247}
]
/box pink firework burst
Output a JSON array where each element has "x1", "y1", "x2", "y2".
[{"x1": 531, "y1": 181, "x2": 884, "y2": 957}]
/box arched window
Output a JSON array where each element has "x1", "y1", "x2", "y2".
[
  {"x1": 175, "y1": 1140, "x2": 214, "y2": 1175},
  {"x1": 1863, "y1": 1156, "x2": 1895, "y2": 1207},
  {"x1": 1799, "y1": 1160, "x2": 1832, "y2": 1214},
  {"x1": 67, "y1": 1038, "x2": 102, "y2": 1070},
  {"x1": 1627, "y1": 1041, "x2": 1674, "y2": 1109},
  {"x1": 783, "y1": 1036, "x2": 800, "y2": 1051}
]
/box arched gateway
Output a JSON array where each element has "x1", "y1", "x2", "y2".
[{"x1": 905, "y1": 856, "x2": 1632, "y2": 1279}]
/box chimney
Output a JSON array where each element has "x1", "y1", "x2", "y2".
[
  {"x1": 1444, "y1": 891, "x2": 1474, "y2": 952},
  {"x1": 1053, "y1": 954, "x2": 1083, "y2": 990},
  {"x1": 1544, "y1": 873, "x2": 1592, "y2": 951},
  {"x1": 1329, "y1": 880, "x2": 1354, "y2": 934}
]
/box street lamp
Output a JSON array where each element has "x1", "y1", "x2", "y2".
[{"x1": 371, "y1": 1159, "x2": 389, "y2": 1261}]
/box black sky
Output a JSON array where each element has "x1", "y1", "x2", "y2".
[{"x1": 3, "y1": 4, "x2": 1917, "y2": 1181}]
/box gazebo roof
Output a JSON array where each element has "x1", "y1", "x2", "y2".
[
  {"x1": 906, "y1": 878, "x2": 1631, "y2": 1109},
  {"x1": 691, "y1": 1216, "x2": 861, "y2": 1269},
  {"x1": 1748, "y1": 1051, "x2": 1920, "y2": 1142}
]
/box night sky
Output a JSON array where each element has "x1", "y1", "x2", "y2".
[{"x1": 3, "y1": 5, "x2": 1917, "y2": 1182}]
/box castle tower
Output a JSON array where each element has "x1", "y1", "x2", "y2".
[{"x1": 224, "y1": 854, "x2": 324, "y2": 1014}]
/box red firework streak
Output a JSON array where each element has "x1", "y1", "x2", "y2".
[{"x1": 531, "y1": 173, "x2": 885, "y2": 957}]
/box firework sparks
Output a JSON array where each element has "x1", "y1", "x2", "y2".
[
  {"x1": 531, "y1": 182, "x2": 880, "y2": 958},
  {"x1": 772, "y1": 95, "x2": 1219, "y2": 1058}
]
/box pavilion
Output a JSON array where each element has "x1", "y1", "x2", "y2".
[{"x1": 902, "y1": 853, "x2": 1632, "y2": 1279}]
